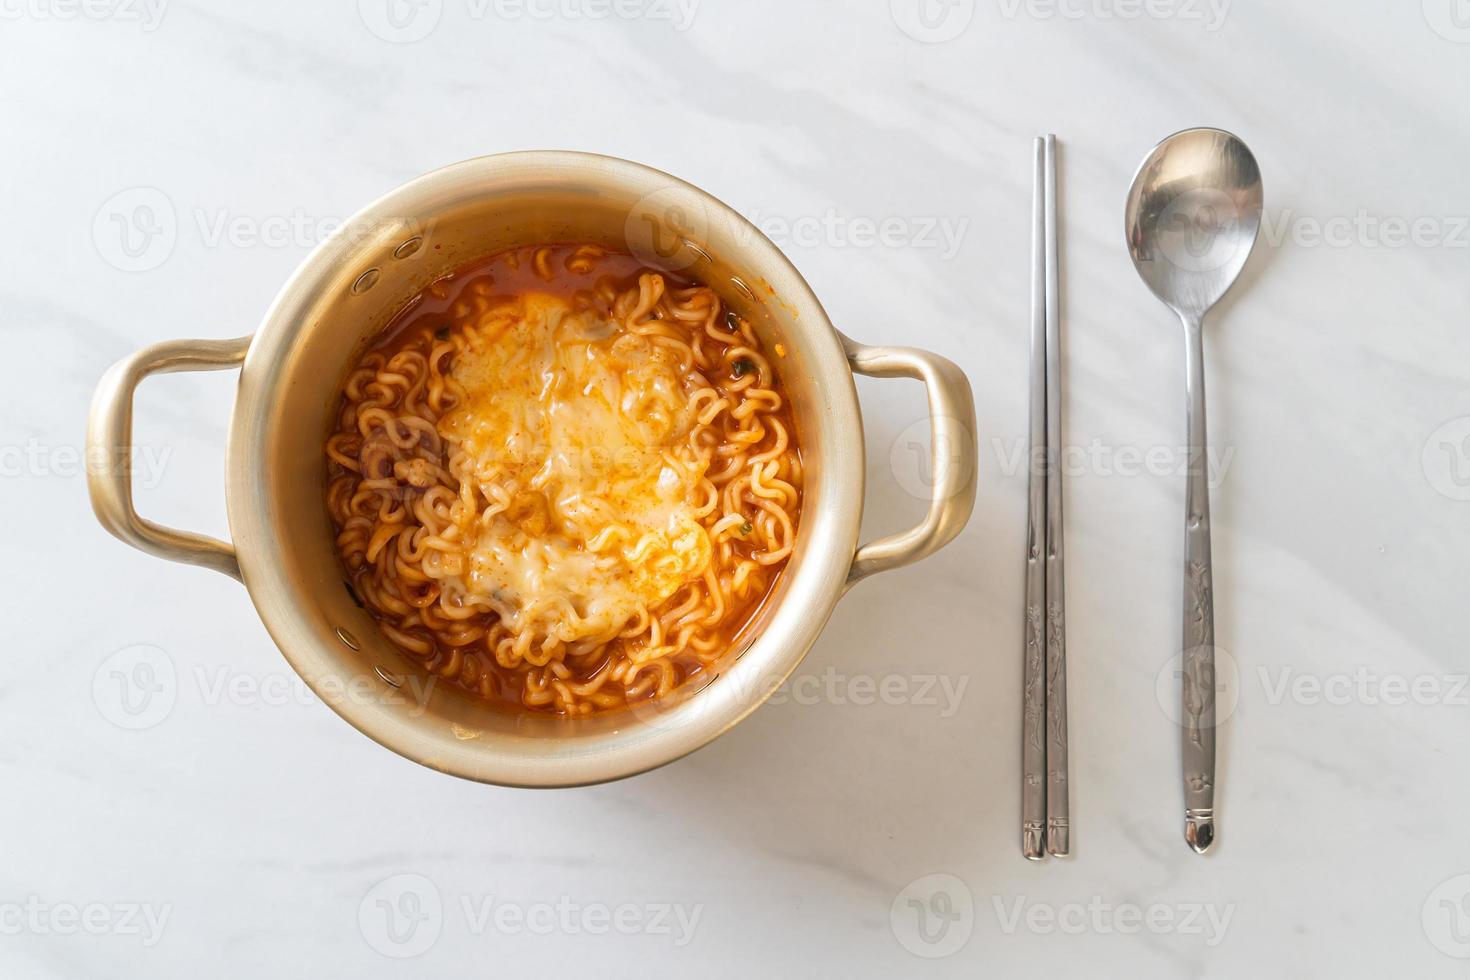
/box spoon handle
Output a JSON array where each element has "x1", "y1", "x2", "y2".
[{"x1": 1180, "y1": 312, "x2": 1216, "y2": 854}]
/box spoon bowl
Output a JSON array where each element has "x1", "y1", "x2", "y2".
[{"x1": 1125, "y1": 128, "x2": 1262, "y2": 318}]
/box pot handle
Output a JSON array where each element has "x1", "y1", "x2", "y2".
[
  {"x1": 87, "y1": 336, "x2": 252, "y2": 581},
  {"x1": 842, "y1": 335, "x2": 977, "y2": 588}
]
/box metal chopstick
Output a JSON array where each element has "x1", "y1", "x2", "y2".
[
  {"x1": 1041, "y1": 134, "x2": 1070, "y2": 857},
  {"x1": 1021, "y1": 136, "x2": 1049, "y2": 861},
  {"x1": 1023, "y1": 135, "x2": 1070, "y2": 860}
]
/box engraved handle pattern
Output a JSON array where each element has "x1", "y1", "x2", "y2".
[
  {"x1": 1022, "y1": 599, "x2": 1046, "y2": 858},
  {"x1": 1044, "y1": 595, "x2": 1069, "y2": 854},
  {"x1": 1025, "y1": 604, "x2": 1045, "y2": 754}
]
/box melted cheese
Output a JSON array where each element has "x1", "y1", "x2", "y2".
[{"x1": 438, "y1": 293, "x2": 711, "y2": 646}]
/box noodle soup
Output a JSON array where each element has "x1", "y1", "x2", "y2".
[{"x1": 325, "y1": 244, "x2": 803, "y2": 717}]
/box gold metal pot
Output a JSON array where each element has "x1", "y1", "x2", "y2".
[{"x1": 87, "y1": 152, "x2": 977, "y2": 787}]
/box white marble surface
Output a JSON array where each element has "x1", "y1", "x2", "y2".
[{"x1": 4, "y1": 0, "x2": 1470, "y2": 975}]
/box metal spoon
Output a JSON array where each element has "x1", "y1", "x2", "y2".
[{"x1": 1123, "y1": 127, "x2": 1262, "y2": 854}]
